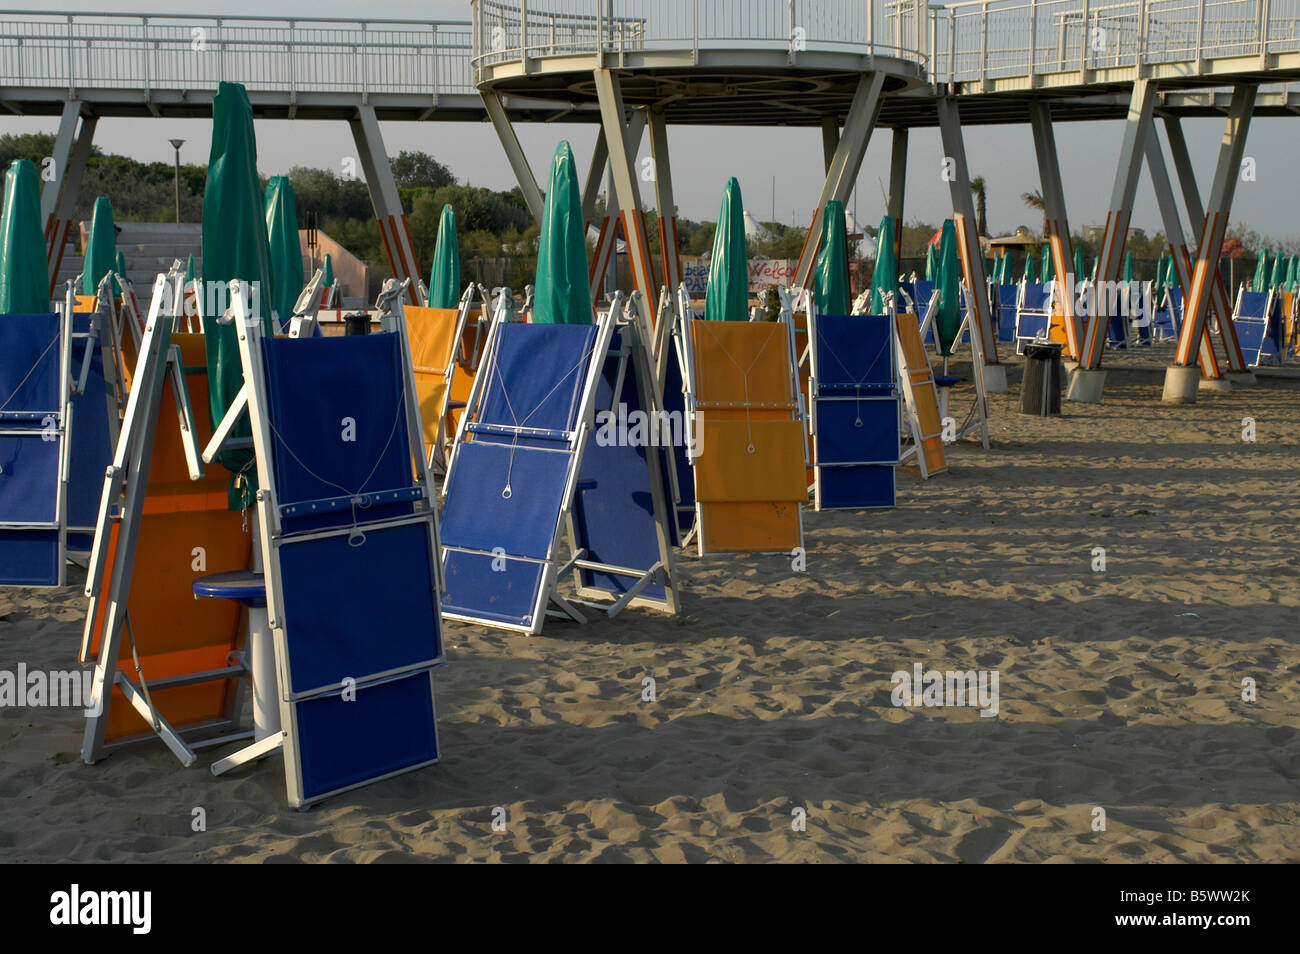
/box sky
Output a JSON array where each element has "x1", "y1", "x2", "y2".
[{"x1": 4, "y1": 0, "x2": 1296, "y2": 245}]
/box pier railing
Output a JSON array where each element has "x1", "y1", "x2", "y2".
[
  {"x1": 929, "y1": 0, "x2": 1300, "y2": 85},
  {"x1": 0, "y1": 11, "x2": 474, "y2": 98}
]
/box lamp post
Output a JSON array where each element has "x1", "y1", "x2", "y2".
[{"x1": 169, "y1": 139, "x2": 185, "y2": 224}]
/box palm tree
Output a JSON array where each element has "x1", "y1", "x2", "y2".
[
  {"x1": 1022, "y1": 189, "x2": 1048, "y2": 239},
  {"x1": 970, "y1": 176, "x2": 988, "y2": 238}
]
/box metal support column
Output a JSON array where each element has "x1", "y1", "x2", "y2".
[
  {"x1": 1143, "y1": 130, "x2": 1222, "y2": 380},
  {"x1": 47, "y1": 113, "x2": 96, "y2": 295},
  {"x1": 1163, "y1": 115, "x2": 1247, "y2": 375},
  {"x1": 593, "y1": 70, "x2": 658, "y2": 306},
  {"x1": 793, "y1": 72, "x2": 886, "y2": 292},
  {"x1": 1169, "y1": 85, "x2": 1256, "y2": 396},
  {"x1": 349, "y1": 105, "x2": 420, "y2": 287},
  {"x1": 936, "y1": 95, "x2": 1000, "y2": 369},
  {"x1": 1028, "y1": 102, "x2": 1082, "y2": 359},
  {"x1": 1078, "y1": 78, "x2": 1157, "y2": 375},
  {"x1": 480, "y1": 88, "x2": 545, "y2": 223},
  {"x1": 41, "y1": 100, "x2": 81, "y2": 232},
  {"x1": 648, "y1": 107, "x2": 682, "y2": 296},
  {"x1": 887, "y1": 128, "x2": 908, "y2": 262}
]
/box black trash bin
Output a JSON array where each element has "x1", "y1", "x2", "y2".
[
  {"x1": 343, "y1": 312, "x2": 371, "y2": 336},
  {"x1": 1020, "y1": 341, "x2": 1063, "y2": 415}
]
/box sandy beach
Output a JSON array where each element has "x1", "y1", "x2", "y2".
[{"x1": 3, "y1": 342, "x2": 1297, "y2": 863}]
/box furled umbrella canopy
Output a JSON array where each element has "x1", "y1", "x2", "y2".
[
  {"x1": 923, "y1": 243, "x2": 938, "y2": 282},
  {"x1": 1252, "y1": 250, "x2": 1269, "y2": 289},
  {"x1": 533, "y1": 141, "x2": 591, "y2": 324},
  {"x1": 185, "y1": 253, "x2": 198, "y2": 286},
  {"x1": 427, "y1": 203, "x2": 462, "y2": 309},
  {"x1": 1152, "y1": 252, "x2": 1166, "y2": 304},
  {"x1": 321, "y1": 253, "x2": 335, "y2": 288},
  {"x1": 82, "y1": 197, "x2": 119, "y2": 298},
  {"x1": 1286, "y1": 255, "x2": 1298, "y2": 292},
  {"x1": 1122, "y1": 250, "x2": 1134, "y2": 283},
  {"x1": 813, "y1": 199, "x2": 849, "y2": 316},
  {"x1": 1022, "y1": 250, "x2": 1036, "y2": 284},
  {"x1": 1165, "y1": 255, "x2": 1179, "y2": 288},
  {"x1": 0, "y1": 159, "x2": 47, "y2": 314},
  {"x1": 202, "y1": 81, "x2": 275, "y2": 509},
  {"x1": 705, "y1": 177, "x2": 749, "y2": 322},
  {"x1": 264, "y1": 175, "x2": 303, "y2": 322},
  {"x1": 115, "y1": 251, "x2": 127, "y2": 290},
  {"x1": 1268, "y1": 249, "x2": 1287, "y2": 288},
  {"x1": 1073, "y1": 247, "x2": 1085, "y2": 284},
  {"x1": 869, "y1": 215, "x2": 898, "y2": 314},
  {"x1": 935, "y1": 219, "x2": 963, "y2": 357},
  {"x1": 1041, "y1": 245, "x2": 1054, "y2": 283}
]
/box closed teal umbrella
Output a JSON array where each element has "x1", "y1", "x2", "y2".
[
  {"x1": 1286, "y1": 255, "x2": 1297, "y2": 292},
  {"x1": 1122, "y1": 250, "x2": 1134, "y2": 283},
  {"x1": 935, "y1": 219, "x2": 962, "y2": 356},
  {"x1": 1152, "y1": 252, "x2": 1166, "y2": 305},
  {"x1": 0, "y1": 159, "x2": 47, "y2": 313},
  {"x1": 321, "y1": 253, "x2": 335, "y2": 288},
  {"x1": 870, "y1": 215, "x2": 898, "y2": 314},
  {"x1": 1252, "y1": 251, "x2": 1269, "y2": 289},
  {"x1": 427, "y1": 203, "x2": 461, "y2": 309},
  {"x1": 533, "y1": 141, "x2": 591, "y2": 324},
  {"x1": 1165, "y1": 254, "x2": 1179, "y2": 288},
  {"x1": 202, "y1": 81, "x2": 275, "y2": 509},
  {"x1": 83, "y1": 196, "x2": 119, "y2": 297},
  {"x1": 813, "y1": 199, "x2": 849, "y2": 316},
  {"x1": 1268, "y1": 250, "x2": 1286, "y2": 288},
  {"x1": 923, "y1": 243, "x2": 938, "y2": 282},
  {"x1": 185, "y1": 253, "x2": 198, "y2": 286},
  {"x1": 264, "y1": 175, "x2": 303, "y2": 321},
  {"x1": 1073, "y1": 247, "x2": 1086, "y2": 284},
  {"x1": 1022, "y1": 251, "x2": 1036, "y2": 284},
  {"x1": 704, "y1": 177, "x2": 748, "y2": 322},
  {"x1": 1041, "y1": 245, "x2": 1054, "y2": 283}
]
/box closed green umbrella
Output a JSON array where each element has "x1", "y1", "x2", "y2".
[
  {"x1": 533, "y1": 141, "x2": 590, "y2": 324},
  {"x1": 115, "y1": 250, "x2": 127, "y2": 289},
  {"x1": 1022, "y1": 250, "x2": 1036, "y2": 284},
  {"x1": 185, "y1": 253, "x2": 198, "y2": 286},
  {"x1": 1252, "y1": 251, "x2": 1268, "y2": 289},
  {"x1": 321, "y1": 253, "x2": 335, "y2": 289},
  {"x1": 1152, "y1": 252, "x2": 1166, "y2": 305},
  {"x1": 703, "y1": 177, "x2": 748, "y2": 322},
  {"x1": 813, "y1": 199, "x2": 849, "y2": 316},
  {"x1": 1073, "y1": 247, "x2": 1086, "y2": 285},
  {"x1": 202, "y1": 81, "x2": 275, "y2": 509},
  {"x1": 935, "y1": 219, "x2": 962, "y2": 357},
  {"x1": 1286, "y1": 255, "x2": 1297, "y2": 292},
  {"x1": 1041, "y1": 244, "x2": 1054, "y2": 283},
  {"x1": 869, "y1": 215, "x2": 898, "y2": 314},
  {"x1": 82, "y1": 196, "x2": 119, "y2": 297},
  {"x1": 1090, "y1": 256, "x2": 1099, "y2": 281},
  {"x1": 427, "y1": 203, "x2": 461, "y2": 309},
  {"x1": 1268, "y1": 249, "x2": 1286, "y2": 289},
  {"x1": 0, "y1": 159, "x2": 47, "y2": 314},
  {"x1": 923, "y1": 243, "x2": 938, "y2": 282},
  {"x1": 1165, "y1": 254, "x2": 1179, "y2": 288},
  {"x1": 1122, "y1": 250, "x2": 1134, "y2": 283},
  {"x1": 264, "y1": 175, "x2": 303, "y2": 322}
]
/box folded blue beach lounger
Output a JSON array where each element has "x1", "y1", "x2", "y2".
[
  {"x1": 570, "y1": 297, "x2": 679, "y2": 617},
  {"x1": 1232, "y1": 287, "x2": 1282, "y2": 366},
  {"x1": 1015, "y1": 282, "x2": 1052, "y2": 354},
  {"x1": 996, "y1": 284, "x2": 1019, "y2": 343},
  {"x1": 440, "y1": 298, "x2": 620, "y2": 634},
  {"x1": 0, "y1": 294, "x2": 73, "y2": 586},
  {"x1": 233, "y1": 280, "x2": 444, "y2": 807},
  {"x1": 808, "y1": 310, "x2": 900, "y2": 510}
]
